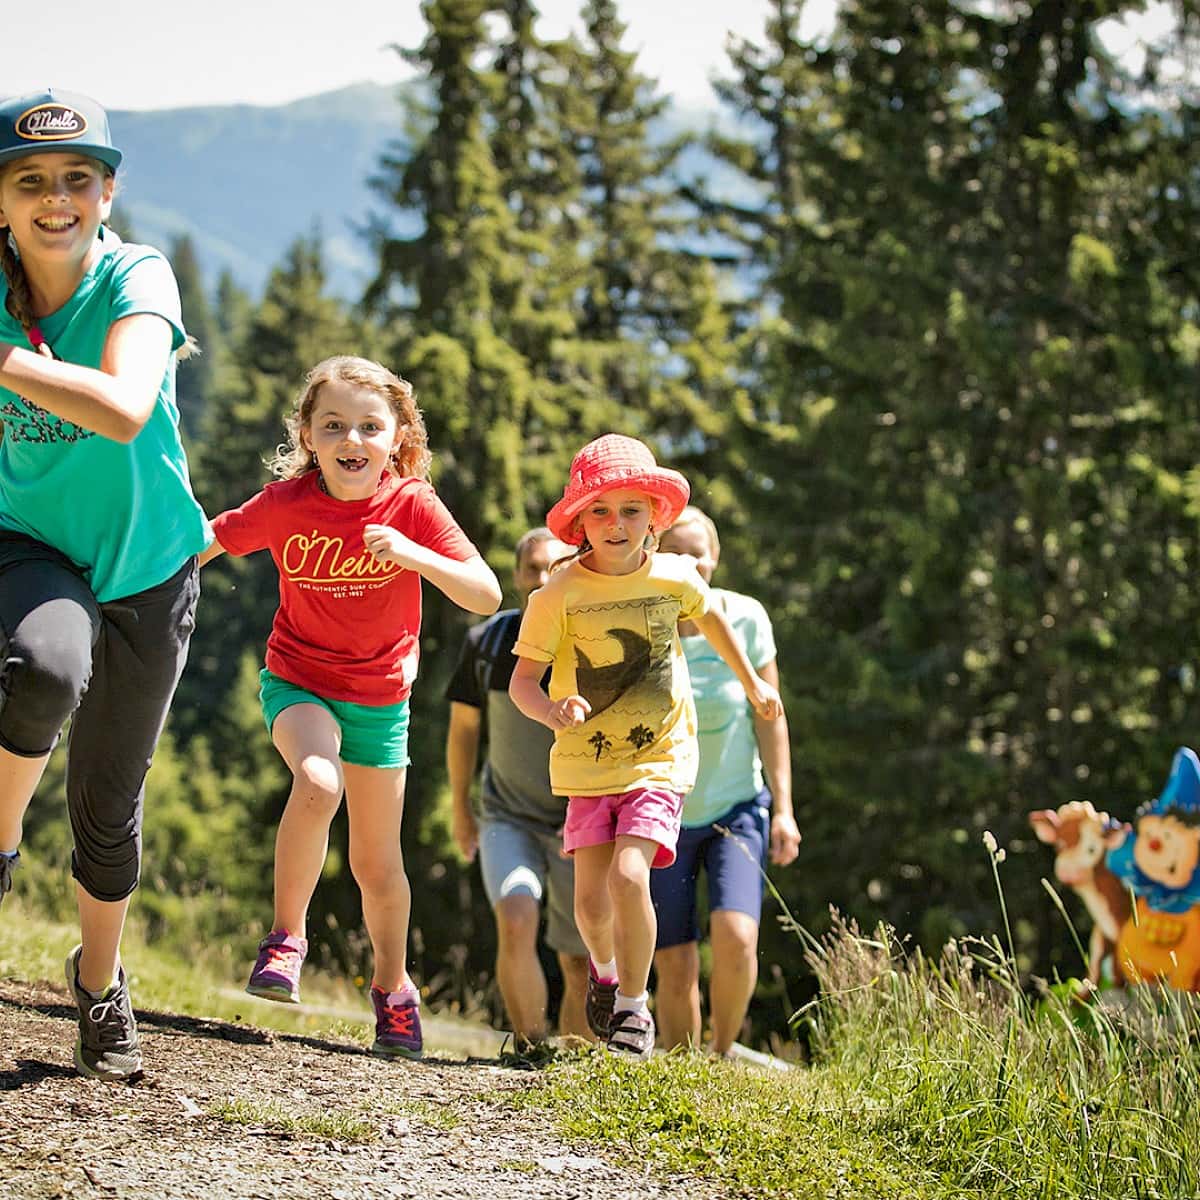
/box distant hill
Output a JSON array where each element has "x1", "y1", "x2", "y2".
[
  {"x1": 109, "y1": 83, "x2": 408, "y2": 299},
  {"x1": 108, "y1": 84, "x2": 743, "y2": 301}
]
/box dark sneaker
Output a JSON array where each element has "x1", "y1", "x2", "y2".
[
  {"x1": 370, "y1": 985, "x2": 423, "y2": 1060},
  {"x1": 585, "y1": 961, "x2": 617, "y2": 1038},
  {"x1": 246, "y1": 930, "x2": 307, "y2": 1003},
  {"x1": 0, "y1": 850, "x2": 18, "y2": 907},
  {"x1": 498, "y1": 1035, "x2": 558, "y2": 1070},
  {"x1": 64, "y1": 945, "x2": 142, "y2": 1081},
  {"x1": 607, "y1": 1007, "x2": 655, "y2": 1059}
]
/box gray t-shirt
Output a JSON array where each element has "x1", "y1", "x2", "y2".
[{"x1": 445, "y1": 610, "x2": 564, "y2": 828}]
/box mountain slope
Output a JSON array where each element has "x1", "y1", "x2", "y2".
[{"x1": 109, "y1": 82, "x2": 408, "y2": 298}]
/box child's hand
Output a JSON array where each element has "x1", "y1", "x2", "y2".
[
  {"x1": 547, "y1": 695, "x2": 591, "y2": 730},
  {"x1": 363, "y1": 523, "x2": 425, "y2": 570},
  {"x1": 747, "y1": 678, "x2": 783, "y2": 721}
]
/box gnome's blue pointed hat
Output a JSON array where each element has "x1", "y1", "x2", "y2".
[
  {"x1": 1107, "y1": 747, "x2": 1200, "y2": 912},
  {"x1": 1151, "y1": 747, "x2": 1200, "y2": 818}
]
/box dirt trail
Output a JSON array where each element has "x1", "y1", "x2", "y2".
[{"x1": 0, "y1": 979, "x2": 724, "y2": 1200}]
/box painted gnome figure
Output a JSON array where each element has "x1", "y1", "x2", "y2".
[{"x1": 1107, "y1": 747, "x2": 1200, "y2": 989}]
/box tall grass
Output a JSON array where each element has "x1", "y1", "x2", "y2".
[
  {"x1": 520, "y1": 840, "x2": 1200, "y2": 1198},
  {"x1": 802, "y1": 909, "x2": 1199, "y2": 1197}
]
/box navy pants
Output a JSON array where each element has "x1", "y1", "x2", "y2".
[{"x1": 0, "y1": 534, "x2": 198, "y2": 902}]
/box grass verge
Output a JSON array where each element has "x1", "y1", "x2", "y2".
[{"x1": 518, "y1": 910, "x2": 1200, "y2": 1199}]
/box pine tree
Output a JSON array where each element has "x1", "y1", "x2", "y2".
[
  {"x1": 169, "y1": 234, "x2": 220, "y2": 437},
  {"x1": 366, "y1": 0, "x2": 542, "y2": 554},
  {"x1": 703, "y1": 0, "x2": 1200, "y2": 978}
]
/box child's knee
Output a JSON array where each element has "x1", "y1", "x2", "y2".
[
  {"x1": 608, "y1": 855, "x2": 650, "y2": 902},
  {"x1": 289, "y1": 756, "x2": 342, "y2": 814},
  {"x1": 350, "y1": 846, "x2": 406, "y2": 897},
  {"x1": 0, "y1": 632, "x2": 90, "y2": 753},
  {"x1": 574, "y1": 884, "x2": 609, "y2": 929}
]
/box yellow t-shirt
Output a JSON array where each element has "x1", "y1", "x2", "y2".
[{"x1": 513, "y1": 552, "x2": 711, "y2": 797}]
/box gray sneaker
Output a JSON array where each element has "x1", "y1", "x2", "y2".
[
  {"x1": 607, "y1": 1007, "x2": 656, "y2": 1059},
  {"x1": 64, "y1": 945, "x2": 143, "y2": 1080},
  {"x1": 0, "y1": 850, "x2": 18, "y2": 906}
]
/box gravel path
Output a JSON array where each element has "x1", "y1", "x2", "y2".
[{"x1": 0, "y1": 979, "x2": 726, "y2": 1200}]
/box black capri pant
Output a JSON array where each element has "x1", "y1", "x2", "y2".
[{"x1": 0, "y1": 534, "x2": 199, "y2": 902}]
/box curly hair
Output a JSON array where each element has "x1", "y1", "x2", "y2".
[{"x1": 268, "y1": 355, "x2": 431, "y2": 482}]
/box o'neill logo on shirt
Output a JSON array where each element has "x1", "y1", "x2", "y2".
[
  {"x1": 282, "y1": 530, "x2": 402, "y2": 586},
  {"x1": 15, "y1": 104, "x2": 88, "y2": 142}
]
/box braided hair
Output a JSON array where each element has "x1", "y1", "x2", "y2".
[{"x1": 0, "y1": 231, "x2": 52, "y2": 359}]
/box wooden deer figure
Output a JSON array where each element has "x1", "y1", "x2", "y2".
[{"x1": 1030, "y1": 801, "x2": 1131, "y2": 986}]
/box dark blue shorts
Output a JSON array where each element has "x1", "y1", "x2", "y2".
[{"x1": 649, "y1": 791, "x2": 770, "y2": 949}]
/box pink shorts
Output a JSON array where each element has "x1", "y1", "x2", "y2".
[{"x1": 563, "y1": 787, "x2": 685, "y2": 868}]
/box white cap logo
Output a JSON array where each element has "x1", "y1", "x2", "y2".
[{"x1": 15, "y1": 104, "x2": 88, "y2": 142}]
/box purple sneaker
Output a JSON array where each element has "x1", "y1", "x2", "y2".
[
  {"x1": 0, "y1": 850, "x2": 18, "y2": 908},
  {"x1": 370, "y1": 984, "x2": 423, "y2": 1060},
  {"x1": 246, "y1": 930, "x2": 307, "y2": 1003}
]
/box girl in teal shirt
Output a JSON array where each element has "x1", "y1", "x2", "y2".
[{"x1": 0, "y1": 89, "x2": 208, "y2": 1081}]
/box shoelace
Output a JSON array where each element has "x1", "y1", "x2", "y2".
[
  {"x1": 86, "y1": 995, "x2": 132, "y2": 1047},
  {"x1": 379, "y1": 1002, "x2": 417, "y2": 1037},
  {"x1": 260, "y1": 944, "x2": 300, "y2": 972}
]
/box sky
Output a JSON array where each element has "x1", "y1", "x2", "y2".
[
  {"x1": 4, "y1": 1, "x2": 837, "y2": 113},
  {"x1": 5, "y1": 2, "x2": 1181, "y2": 115}
]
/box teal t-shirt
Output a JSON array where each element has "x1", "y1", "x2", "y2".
[
  {"x1": 679, "y1": 588, "x2": 777, "y2": 828},
  {"x1": 0, "y1": 229, "x2": 210, "y2": 601}
]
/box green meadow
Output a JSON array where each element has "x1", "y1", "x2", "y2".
[{"x1": 5, "y1": 879, "x2": 1195, "y2": 1199}]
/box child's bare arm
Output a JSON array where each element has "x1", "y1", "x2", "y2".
[
  {"x1": 691, "y1": 607, "x2": 783, "y2": 720},
  {"x1": 0, "y1": 314, "x2": 174, "y2": 443},
  {"x1": 753, "y1": 659, "x2": 801, "y2": 865},
  {"x1": 362, "y1": 525, "x2": 502, "y2": 614},
  {"x1": 198, "y1": 536, "x2": 227, "y2": 568},
  {"x1": 509, "y1": 655, "x2": 591, "y2": 730}
]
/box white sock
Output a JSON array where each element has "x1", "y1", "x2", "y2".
[
  {"x1": 613, "y1": 990, "x2": 648, "y2": 1015},
  {"x1": 82, "y1": 973, "x2": 119, "y2": 1000},
  {"x1": 592, "y1": 957, "x2": 617, "y2": 982}
]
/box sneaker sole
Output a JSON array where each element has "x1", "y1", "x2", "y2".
[
  {"x1": 370, "y1": 1041, "x2": 423, "y2": 1061},
  {"x1": 245, "y1": 982, "x2": 301, "y2": 1004},
  {"x1": 606, "y1": 1041, "x2": 654, "y2": 1060},
  {"x1": 72, "y1": 1038, "x2": 142, "y2": 1081}
]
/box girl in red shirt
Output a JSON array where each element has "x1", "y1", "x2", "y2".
[{"x1": 202, "y1": 355, "x2": 501, "y2": 1059}]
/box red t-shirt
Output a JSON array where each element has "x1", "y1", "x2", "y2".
[{"x1": 212, "y1": 472, "x2": 477, "y2": 704}]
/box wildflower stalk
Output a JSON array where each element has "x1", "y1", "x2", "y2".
[{"x1": 982, "y1": 831, "x2": 1026, "y2": 1013}]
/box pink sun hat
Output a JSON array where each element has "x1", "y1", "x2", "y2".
[{"x1": 546, "y1": 434, "x2": 691, "y2": 546}]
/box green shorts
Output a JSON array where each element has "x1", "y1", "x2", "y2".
[{"x1": 259, "y1": 669, "x2": 411, "y2": 769}]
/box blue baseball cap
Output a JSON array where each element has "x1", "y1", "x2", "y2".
[{"x1": 0, "y1": 89, "x2": 122, "y2": 172}]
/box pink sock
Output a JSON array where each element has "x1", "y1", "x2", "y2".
[
  {"x1": 375, "y1": 980, "x2": 419, "y2": 1003},
  {"x1": 591, "y1": 957, "x2": 617, "y2": 983}
]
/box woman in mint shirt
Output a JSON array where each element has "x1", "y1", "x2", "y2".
[
  {"x1": 650, "y1": 507, "x2": 801, "y2": 1056},
  {"x1": 0, "y1": 90, "x2": 208, "y2": 1080}
]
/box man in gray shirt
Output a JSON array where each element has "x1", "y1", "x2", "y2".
[{"x1": 446, "y1": 528, "x2": 590, "y2": 1049}]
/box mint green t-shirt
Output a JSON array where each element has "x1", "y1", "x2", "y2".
[
  {"x1": 0, "y1": 229, "x2": 210, "y2": 602},
  {"x1": 679, "y1": 588, "x2": 777, "y2": 828}
]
